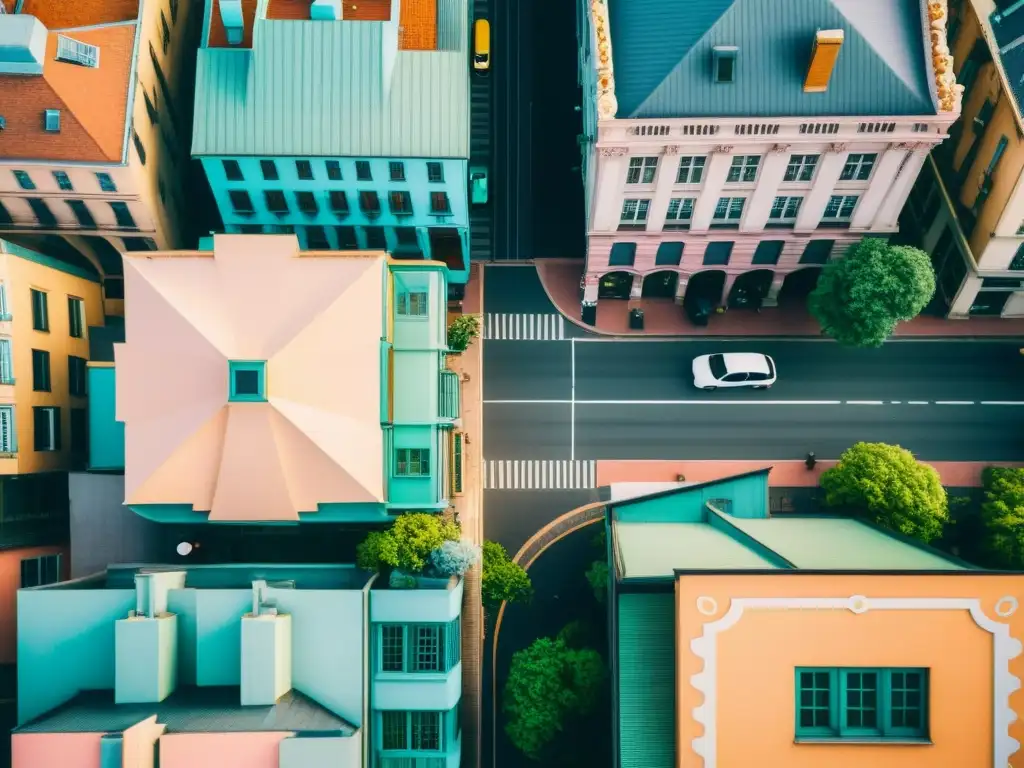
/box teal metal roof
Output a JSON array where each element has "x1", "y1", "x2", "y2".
[
  {"x1": 614, "y1": 521, "x2": 777, "y2": 577},
  {"x1": 192, "y1": 20, "x2": 469, "y2": 158},
  {"x1": 607, "y1": 0, "x2": 936, "y2": 118},
  {"x1": 617, "y1": 593, "x2": 675, "y2": 768}
]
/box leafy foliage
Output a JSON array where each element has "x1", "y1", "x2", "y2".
[
  {"x1": 585, "y1": 560, "x2": 608, "y2": 603},
  {"x1": 557, "y1": 619, "x2": 597, "y2": 650},
  {"x1": 429, "y1": 539, "x2": 481, "y2": 577},
  {"x1": 447, "y1": 313, "x2": 481, "y2": 352},
  {"x1": 356, "y1": 514, "x2": 460, "y2": 573},
  {"x1": 820, "y1": 442, "x2": 948, "y2": 543},
  {"x1": 809, "y1": 238, "x2": 935, "y2": 348},
  {"x1": 503, "y1": 637, "x2": 605, "y2": 760},
  {"x1": 980, "y1": 467, "x2": 1024, "y2": 568},
  {"x1": 482, "y1": 540, "x2": 533, "y2": 607}
]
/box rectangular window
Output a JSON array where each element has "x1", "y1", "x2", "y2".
[
  {"x1": 356, "y1": 161, "x2": 372, "y2": 181},
  {"x1": 411, "y1": 711, "x2": 442, "y2": 750},
  {"x1": 0, "y1": 339, "x2": 13, "y2": 384},
  {"x1": 626, "y1": 156, "x2": 658, "y2": 184},
  {"x1": 329, "y1": 190, "x2": 349, "y2": 214},
  {"x1": 305, "y1": 225, "x2": 330, "y2": 250},
  {"x1": 365, "y1": 226, "x2": 387, "y2": 249},
  {"x1": 31, "y1": 289, "x2": 48, "y2": 332},
  {"x1": 28, "y1": 199, "x2": 56, "y2": 227},
  {"x1": 396, "y1": 227, "x2": 418, "y2": 247},
  {"x1": 382, "y1": 711, "x2": 408, "y2": 750},
  {"x1": 68, "y1": 355, "x2": 87, "y2": 396},
  {"x1": 32, "y1": 349, "x2": 51, "y2": 392},
  {"x1": 430, "y1": 192, "x2": 451, "y2": 214},
  {"x1": 413, "y1": 625, "x2": 441, "y2": 672},
  {"x1": 768, "y1": 196, "x2": 802, "y2": 224},
  {"x1": 712, "y1": 196, "x2": 745, "y2": 223},
  {"x1": 229, "y1": 190, "x2": 254, "y2": 214},
  {"x1": 33, "y1": 406, "x2": 60, "y2": 452},
  {"x1": 397, "y1": 291, "x2": 429, "y2": 317},
  {"x1": 752, "y1": 240, "x2": 784, "y2": 266},
  {"x1": 987, "y1": 135, "x2": 1010, "y2": 175},
  {"x1": 296, "y1": 160, "x2": 314, "y2": 180},
  {"x1": 13, "y1": 170, "x2": 35, "y2": 190},
  {"x1": 296, "y1": 191, "x2": 318, "y2": 215},
  {"x1": 620, "y1": 198, "x2": 650, "y2": 223},
  {"x1": 795, "y1": 668, "x2": 928, "y2": 741},
  {"x1": 666, "y1": 197, "x2": 695, "y2": 224},
  {"x1": 336, "y1": 226, "x2": 358, "y2": 249},
  {"x1": 67, "y1": 296, "x2": 85, "y2": 338},
  {"x1": 703, "y1": 241, "x2": 733, "y2": 266},
  {"x1": 264, "y1": 190, "x2": 289, "y2": 214},
  {"x1": 839, "y1": 153, "x2": 877, "y2": 181},
  {"x1": 784, "y1": 154, "x2": 819, "y2": 182},
  {"x1": 0, "y1": 405, "x2": 15, "y2": 452},
  {"x1": 109, "y1": 202, "x2": 136, "y2": 228},
  {"x1": 359, "y1": 191, "x2": 381, "y2": 215},
  {"x1": 52, "y1": 171, "x2": 73, "y2": 191},
  {"x1": 66, "y1": 200, "x2": 96, "y2": 227},
  {"x1": 132, "y1": 129, "x2": 147, "y2": 165},
  {"x1": 389, "y1": 161, "x2": 406, "y2": 181},
  {"x1": 822, "y1": 195, "x2": 859, "y2": 222},
  {"x1": 389, "y1": 191, "x2": 413, "y2": 215},
  {"x1": 726, "y1": 155, "x2": 760, "y2": 183},
  {"x1": 713, "y1": 45, "x2": 737, "y2": 83},
  {"x1": 260, "y1": 160, "x2": 279, "y2": 181},
  {"x1": 427, "y1": 161, "x2": 445, "y2": 183},
  {"x1": 800, "y1": 239, "x2": 835, "y2": 265},
  {"x1": 326, "y1": 160, "x2": 342, "y2": 180},
  {"x1": 222, "y1": 159, "x2": 243, "y2": 181},
  {"x1": 95, "y1": 172, "x2": 116, "y2": 192},
  {"x1": 71, "y1": 407, "x2": 87, "y2": 455},
  {"x1": 396, "y1": 448, "x2": 430, "y2": 476},
  {"x1": 20, "y1": 554, "x2": 60, "y2": 588},
  {"x1": 381, "y1": 625, "x2": 405, "y2": 672},
  {"x1": 676, "y1": 155, "x2": 706, "y2": 184}
]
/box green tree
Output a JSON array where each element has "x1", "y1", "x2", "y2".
[
  {"x1": 503, "y1": 637, "x2": 605, "y2": 760},
  {"x1": 585, "y1": 560, "x2": 608, "y2": 603},
  {"x1": 981, "y1": 467, "x2": 1024, "y2": 568},
  {"x1": 820, "y1": 442, "x2": 948, "y2": 543},
  {"x1": 356, "y1": 513, "x2": 460, "y2": 573},
  {"x1": 482, "y1": 540, "x2": 533, "y2": 607},
  {"x1": 809, "y1": 238, "x2": 935, "y2": 347},
  {"x1": 447, "y1": 314, "x2": 481, "y2": 352}
]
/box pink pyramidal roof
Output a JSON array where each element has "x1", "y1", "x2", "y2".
[{"x1": 115, "y1": 235, "x2": 386, "y2": 521}]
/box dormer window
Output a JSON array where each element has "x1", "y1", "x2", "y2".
[
  {"x1": 56, "y1": 35, "x2": 100, "y2": 68},
  {"x1": 43, "y1": 110, "x2": 61, "y2": 133},
  {"x1": 713, "y1": 46, "x2": 737, "y2": 84}
]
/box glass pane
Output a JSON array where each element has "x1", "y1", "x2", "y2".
[
  {"x1": 843, "y1": 671, "x2": 878, "y2": 730},
  {"x1": 381, "y1": 625, "x2": 404, "y2": 672},
  {"x1": 382, "y1": 711, "x2": 407, "y2": 749}
]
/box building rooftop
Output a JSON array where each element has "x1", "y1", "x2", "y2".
[
  {"x1": 614, "y1": 521, "x2": 775, "y2": 578},
  {"x1": 604, "y1": 0, "x2": 937, "y2": 119},
  {"x1": 16, "y1": 686, "x2": 355, "y2": 734},
  {"x1": 0, "y1": 4, "x2": 138, "y2": 162},
  {"x1": 58, "y1": 563, "x2": 374, "y2": 591},
  {"x1": 115, "y1": 236, "x2": 387, "y2": 522},
  {"x1": 990, "y1": 4, "x2": 1024, "y2": 120}
]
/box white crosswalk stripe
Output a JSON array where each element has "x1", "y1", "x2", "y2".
[
  {"x1": 484, "y1": 460, "x2": 597, "y2": 490},
  {"x1": 483, "y1": 313, "x2": 566, "y2": 340}
]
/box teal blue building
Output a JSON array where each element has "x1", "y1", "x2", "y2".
[
  {"x1": 191, "y1": 0, "x2": 471, "y2": 288},
  {"x1": 15, "y1": 563, "x2": 463, "y2": 768}
]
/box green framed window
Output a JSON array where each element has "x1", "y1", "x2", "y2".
[
  {"x1": 30, "y1": 289, "x2": 48, "y2": 332},
  {"x1": 395, "y1": 448, "x2": 429, "y2": 476},
  {"x1": 377, "y1": 619, "x2": 461, "y2": 674},
  {"x1": 228, "y1": 360, "x2": 266, "y2": 402},
  {"x1": 396, "y1": 291, "x2": 428, "y2": 317},
  {"x1": 380, "y1": 710, "x2": 444, "y2": 751},
  {"x1": 795, "y1": 667, "x2": 928, "y2": 741}
]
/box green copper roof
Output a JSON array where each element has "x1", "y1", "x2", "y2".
[
  {"x1": 614, "y1": 521, "x2": 777, "y2": 577},
  {"x1": 192, "y1": 19, "x2": 469, "y2": 158},
  {"x1": 607, "y1": 0, "x2": 936, "y2": 118}
]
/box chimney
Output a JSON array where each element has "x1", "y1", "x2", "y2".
[
  {"x1": 240, "y1": 581, "x2": 293, "y2": 706},
  {"x1": 803, "y1": 29, "x2": 844, "y2": 93},
  {"x1": 115, "y1": 572, "x2": 186, "y2": 704},
  {"x1": 0, "y1": 14, "x2": 48, "y2": 76},
  {"x1": 310, "y1": 0, "x2": 342, "y2": 20},
  {"x1": 218, "y1": 0, "x2": 245, "y2": 45}
]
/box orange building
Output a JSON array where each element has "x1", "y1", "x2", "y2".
[{"x1": 607, "y1": 469, "x2": 1024, "y2": 768}]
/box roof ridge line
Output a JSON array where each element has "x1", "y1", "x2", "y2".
[{"x1": 705, "y1": 504, "x2": 798, "y2": 569}]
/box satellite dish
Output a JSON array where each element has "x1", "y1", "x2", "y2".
[{"x1": 176, "y1": 541, "x2": 194, "y2": 557}]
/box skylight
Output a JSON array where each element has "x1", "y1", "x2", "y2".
[{"x1": 56, "y1": 35, "x2": 100, "y2": 68}]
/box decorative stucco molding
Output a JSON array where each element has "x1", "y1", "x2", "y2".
[
  {"x1": 664, "y1": 145, "x2": 681, "y2": 156},
  {"x1": 599, "y1": 146, "x2": 629, "y2": 158},
  {"x1": 591, "y1": 0, "x2": 618, "y2": 119},
  {"x1": 769, "y1": 143, "x2": 791, "y2": 154},
  {"x1": 688, "y1": 596, "x2": 1022, "y2": 768},
  {"x1": 927, "y1": 1, "x2": 964, "y2": 114},
  {"x1": 891, "y1": 141, "x2": 935, "y2": 152},
  {"x1": 711, "y1": 145, "x2": 734, "y2": 154},
  {"x1": 827, "y1": 142, "x2": 849, "y2": 153}
]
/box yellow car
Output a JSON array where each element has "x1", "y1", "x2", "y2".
[{"x1": 474, "y1": 19, "x2": 490, "y2": 72}]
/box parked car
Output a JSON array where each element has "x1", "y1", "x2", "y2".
[
  {"x1": 470, "y1": 166, "x2": 488, "y2": 205},
  {"x1": 692, "y1": 352, "x2": 776, "y2": 390},
  {"x1": 473, "y1": 19, "x2": 490, "y2": 72}
]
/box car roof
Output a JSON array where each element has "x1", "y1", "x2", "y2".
[{"x1": 722, "y1": 353, "x2": 770, "y2": 375}]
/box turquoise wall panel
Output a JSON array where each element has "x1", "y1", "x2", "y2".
[
  {"x1": 614, "y1": 473, "x2": 769, "y2": 523},
  {"x1": 388, "y1": 425, "x2": 440, "y2": 507},
  {"x1": 370, "y1": 580, "x2": 462, "y2": 624},
  {"x1": 88, "y1": 367, "x2": 124, "y2": 470},
  {"x1": 193, "y1": 590, "x2": 252, "y2": 686},
  {"x1": 373, "y1": 661, "x2": 462, "y2": 711},
  {"x1": 308, "y1": 503, "x2": 390, "y2": 522},
  {"x1": 17, "y1": 589, "x2": 135, "y2": 724},
  {"x1": 613, "y1": 491, "x2": 706, "y2": 523},
  {"x1": 129, "y1": 505, "x2": 210, "y2": 523},
  {"x1": 392, "y1": 351, "x2": 440, "y2": 423},
  {"x1": 167, "y1": 590, "x2": 197, "y2": 684},
  {"x1": 392, "y1": 270, "x2": 446, "y2": 351},
  {"x1": 279, "y1": 734, "x2": 362, "y2": 768}
]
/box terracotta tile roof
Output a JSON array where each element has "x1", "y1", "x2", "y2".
[
  {"x1": 344, "y1": 0, "x2": 391, "y2": 21},
  {"x1": 0, "y1": 25, "x2": 136, "y2": 162},
  {"x1": 398, "y1": 0, "x2": 436, "y2": 50},
  {"x1": 266, "y1": 0, "x2": 314, "y2": 20},
  {"x1": 207, "y1": 0, "x2": 258, "y2": 48},
  {"x1": 18, "y1": 0, "x2": 140, "y2": 28}
]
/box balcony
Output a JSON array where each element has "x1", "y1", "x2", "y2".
[{"x1": 438, "y1": 370, "x2": 460, "y2": 420}]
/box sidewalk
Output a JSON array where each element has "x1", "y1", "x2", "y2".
[
  {"x1": 537, "y1": 260, "x2": 1024, "y2": 338},
  {"x1": 446, "y1": 263, "x2": 484, "y2": 768},
  {"x1": 596, "y1": 459, "x2": 1022, "y2": 488}
]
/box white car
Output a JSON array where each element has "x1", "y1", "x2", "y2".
[{"x1": 692, "y1": 352, "x2": 776, "y2": 390}]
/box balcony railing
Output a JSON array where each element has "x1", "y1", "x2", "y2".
[
  {"x1": 378, "y1": 758, "x2": 446, "y2": 768},
  {"x1": 438, "y1": 370, "x2": 460, "y2": 420}
]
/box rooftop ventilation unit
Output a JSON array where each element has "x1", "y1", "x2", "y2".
[
  {"x1": 43, "y1": 109, "x2": 60, "y2": 132},
  {"x1": 310, "y1": 0, "x2": 342, "y2": 20}
]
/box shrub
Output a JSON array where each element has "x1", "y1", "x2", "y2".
[
  {"x1": 356, "y1": 513, "x2": 460, "y2": 573},
  {"x1": 981, "y1": 467, "x2": 1024, "y2": 568},
  {"x1": 429, "y1": 539, "x2": 481, "y2": 577},
  {"x1": 447, "y1": 314, "x2": 481, "y2": 352},
  {"x1": 585, "y1": 560, "x2": 608, "y2": 603},
  {"x1": 482, "y1": 540, "x2": 533, "y2": 607}
]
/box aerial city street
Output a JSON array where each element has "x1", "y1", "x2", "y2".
[{"x1": 1, "y1": 1, "x2": 1024, "y2": 768}]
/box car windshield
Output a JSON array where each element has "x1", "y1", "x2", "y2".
[{"x1": 708, "y1": 354, "x2": 728, "y2": 380}]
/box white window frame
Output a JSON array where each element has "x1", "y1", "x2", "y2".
[
  {"x1": 726, "y1": 155, "x2": 760, "y2": 183},
  {"x1": 626, "y1": 157, "x2": 658, "y2": 185},
  {"x1": 0, "y1": 405, "x2": 15, "y2": 453},
  {"x1": 56, "y1": 35, "x2": 100, "y2": 68},
  {"x1": 712, "y1": 196, "x2": 746, "y2": 222},
  {"x1": 0, "y1": 338, "x2": 13, "y2": 384},
  {"x1": 783, "y1": 154, "x2": 819, "y2": 183},
  {"x1": 397, "y1": 291, "x2": 429, "y2": 318},
  {"x1": 666, "y1": 197, "x2": 695, "y2": 222},
  {"x1": 822, "y1": 195, "x2": 859, "y2": 222},
  {"x1": 839, "y1": 153, "x2": 877, "y2": 182},
  {"x1": 676, "y1": 156, "x2": 706, "y2": 184},
  {"x1": 620, "y1": 199, "x2": 651, "y2": 223},
  {"x1": 769, "y1": 196, "x2": 803, "y2": 224}
]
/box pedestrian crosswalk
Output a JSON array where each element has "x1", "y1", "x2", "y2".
[
  {"x1": 484, "y1": 459, "x2": 597, "y2": 490},
  {"x1": 483, "y1": 313, "x2": 566, "y2": 341}
]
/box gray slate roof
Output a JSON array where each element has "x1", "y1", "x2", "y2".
[
  {"x1": 15, "y1": 687, "x2": 356, "y2": 734},
  {"x1": 607, "y1": 0, "x2": 936, "y2": 118}
]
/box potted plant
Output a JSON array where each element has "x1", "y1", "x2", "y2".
[{"x1": 447, "y1": 314, "x2": 480, "y2": 353}]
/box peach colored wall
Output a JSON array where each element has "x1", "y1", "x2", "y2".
[
  {"x1": 0, "y1": 544, "x2": 68, "y2": 664},
  {"x1": 12, "y1": 732, "x2": 103, "y2": 768},
  {"x1": 159, "y1": 732, "x2": 292, "y2": 768},
  {"x1": 675, "y1": 573, "x2": 1024, "y2": 768}
]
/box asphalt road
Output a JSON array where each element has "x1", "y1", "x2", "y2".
[{"x1": 484, "y1": 338, "x2": 1024, "y2": 461}]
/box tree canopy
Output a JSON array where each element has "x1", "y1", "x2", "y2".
[
  {"x1": 980, "y1": 467, "x2": 1024, "y2": 568},
  {"x1": 503, "y1": 637, "x2": 605, "y2": 760},
  {"x1": 482, "y1": 540, "x2": 533, "y2": 607},
  {"x1": 356, "y1": 513, "x2": 460, "y2": 573},
  {"x1": 820, "y1": 442, "x2": 948, "y2": 543},
  {"x1": 809, "y1": 238, "x2": 935, "y2": 347}
]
